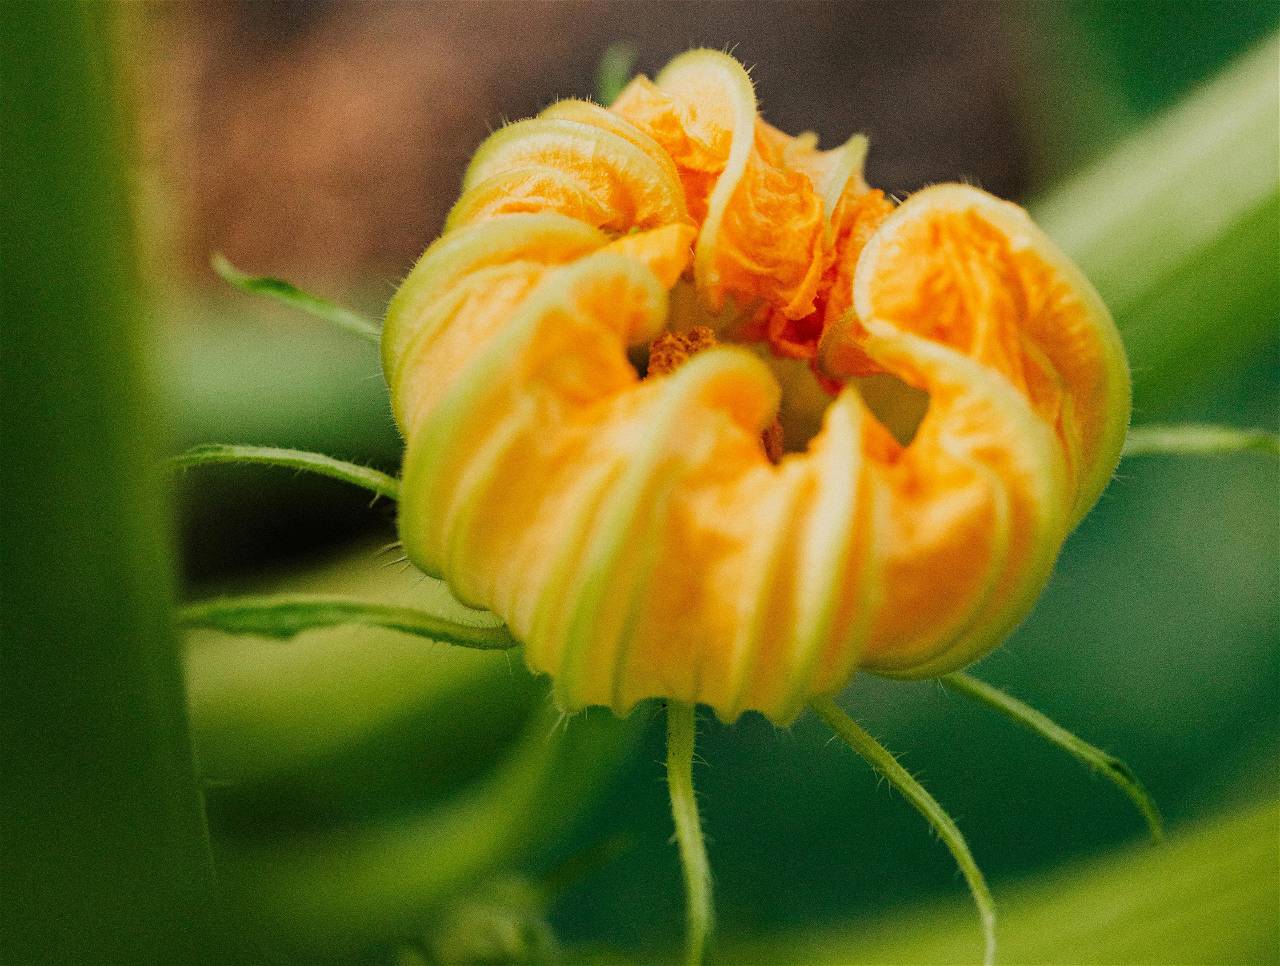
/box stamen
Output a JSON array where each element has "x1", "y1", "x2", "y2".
[{"x1": 648, "y1": 326, "x2": 785, "y2": 462}]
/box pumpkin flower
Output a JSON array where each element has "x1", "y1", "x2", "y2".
[
  {"x1": 188, "y1": 49, "x2": 1173, "y2": 966},
  {"x1": 372, "y1": 49, "x2": 1143, "y2": 962},
  {"x1": 382, "y1": 50, "x2": 1130, "y2": 724}
]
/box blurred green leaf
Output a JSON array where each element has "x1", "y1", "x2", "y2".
[
  {"x1": 596, "y1": 42, "x2": 638, "y2": 105},
  {"x1": 216, "y1": 699, "x2": 638, "y2": 957},
  {"x1": 1, "y1": 1, "x2": 230, "y2": 960},
  {"x1": 186, "y1": 546, "x2": 530, "y2": 788},
  {"x1": 408, "y1": 875, "x2": 559, "y2": 965},
  {"x1": 184, "y1": 545, "x2": 639, "y2": 958},
  {"x1": 163, "y1": 299, "x2": 399, "y2": 459},
  {"x1": 1032, "y1": 34, "x2": 1279, "y2": 414},
  {"x1": 721, "y1": 798, "x2": 1278, "y2": 965}
]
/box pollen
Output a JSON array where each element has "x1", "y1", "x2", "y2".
[
  {"x1": 647, "y1": 325, "x2": 719, "y2": 377},
  {"x1": 648, "y1": 325, "x2": 785, "y2": 463}
]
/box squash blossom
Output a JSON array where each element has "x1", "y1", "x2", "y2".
[
  {"x1": 175, "y1": 48, "x2": 1165, "y2": 966},
  {"x1": 383, "y1": 49, "x2": 1131, "y2": 725}
]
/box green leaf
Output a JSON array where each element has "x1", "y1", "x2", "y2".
[
  {"x1": 718, "y1": 798, "x2": 1277, "y2": 965},
  {"x1": 1122, "y1": 423, "x2": 1280, "y2": 458},
  {"x1": 667, "y1": 701, "x2": 714, "y2": 966},
  {"x1": 179, "y1": 594, "x2": 517, "y2": 650},
  {"x1": 942, "y1": 672, "x2": 1163, "y2": 842},
  {"x1": 214, "y1": 699, "x2": 639, "y2": 954},
  {"x1": 212, "y1": 253, "x2": 382, "y2": 344},
  {"x1": 172, "y1": 443, "x2": 401, "y2": 501},
  {"x1": 810, "y1": 696, "x2": 996, "y2": 966}
]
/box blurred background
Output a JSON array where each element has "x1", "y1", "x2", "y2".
[{"x1": 6, "y1": 2, "x2": 1277, "y2": 964}]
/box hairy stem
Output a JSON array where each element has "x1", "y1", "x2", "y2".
[
  {"x1": 212, "y1": 253, "x2": 381, "y2": 343},
  {"x1": 942, "y1": 672, "x2": 1164, "y2": 843},
  {"x1": 172, "y1": 443, "x2": 400, "y2": 501},
  {"x1": 667, "y1": 701, "x2": 714, "y2": 966},
  {"x1": 810, "y1": 695, "x2": 996, "y2": 966},
  {"x1": 179, "y1": 594, "x2": 516, "y2": 649},
  {"x1": 1122, "y1": 424, "x2": 1279, "y2": 458}
]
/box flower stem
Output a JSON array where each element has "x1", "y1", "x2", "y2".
[
  {"x1": 212, "y1": 253, "x2": 381, "y2": 343},
  {"x1": 943, "y1": 672, "x2": 1164, "y2": 843},
  {"x1": 1122, "y1": 424, "x2": 1279, "y2": 459},
  {"x1": 172, "y1": 443, "x2": 401, "y2": 501},
  {"x1": 810, "y1": 695, "x2": 996, "y2": 966},
  {"x1": 667, "y1": 700, "x2": 714, "y2": 966},
  {"x1": 179, "y1": 593, "x2": 516, "y2": 649}
]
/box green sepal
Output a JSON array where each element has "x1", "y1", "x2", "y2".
[{"x1": 178, "y1": 594, "x2": 516, "y2": 650}]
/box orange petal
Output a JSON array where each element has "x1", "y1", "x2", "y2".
[{"x1": 384, "y1": 53, "x2": 1130, "y2": 723}]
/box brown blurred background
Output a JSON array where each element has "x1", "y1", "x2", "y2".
[{"x1": 133, "y1": 1, "x2": 1029, "y2": 297}]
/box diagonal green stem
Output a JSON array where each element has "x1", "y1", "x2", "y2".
[
  {"x1": 667, "y1": 701, "x2": 714, "y2": 966},
  {"x1": 179, "y1": 594, "x2": 516, "y2": 649},
  {"x1": 171, "y1": 443, "x2": 400, "y2": 501},
  {"x1": 212, "y1": 253, "x2": 381, "y2": 344},
  {"x1": 1122, "y1": 424, "x2": 1280, "y2": 459},
  {"x1": 942, "y1": 672, "x2": 1164, "y2": 843},
  {"x1": 810, "y1": 695, "x2": 996, "y2": 966}
]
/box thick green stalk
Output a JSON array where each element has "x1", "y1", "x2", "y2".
[{"x1": 0, "y1": 4, "x2": 226, "y2": 962}]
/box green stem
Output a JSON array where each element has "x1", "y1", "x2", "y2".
[
  {"x1": 212, "y1": 253, "x2": 381, "y2": 344},
  {"x1": 942, "y1": 673, "x2": 1164, "y2": 843},
  {"x1": 1122, "y1": 424, "x2": 1279, "y2": 458},
  {"x1": 172, "y1": 443, "x2": 401, "y2": 501},
  {"x1": 667, "y1": 701, "x2": 714, "y2": 966},
  {"x1": 810, "y1": 696, "x2": 996, "y2": 966},
  {"x1": 179, "y1": 594, "x2": 516, "y2": 649},
  {"x1": 596, "y1": 41, "x2": 637, "y2": 105},
  {"x1": 1, "y1": 2, "x2": 227, "y2": 960}
]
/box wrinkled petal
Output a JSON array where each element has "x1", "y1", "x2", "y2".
[{"x1": 382, "y1": 51, "x2": 1130, "y2": 723}]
